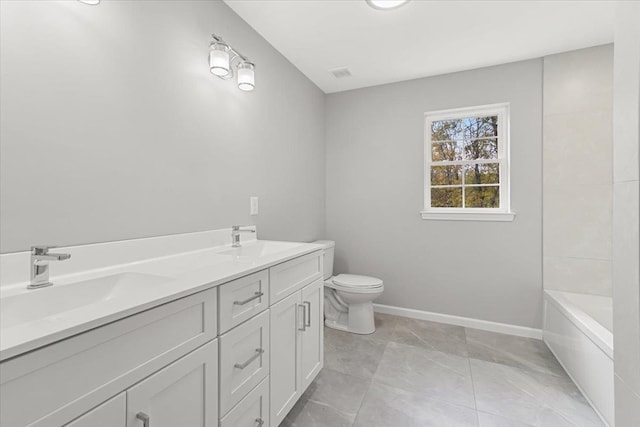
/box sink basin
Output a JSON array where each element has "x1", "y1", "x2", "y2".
[
  {"x1": 220, "y1": 241, "x2": 304, "y2": 262},
  {"x1": 1, "y1": 272, "x2": 171, "y2": 329}
]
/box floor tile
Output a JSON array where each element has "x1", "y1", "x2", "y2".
[
  {"x1": 392, "y1": 317, "x2": 468, "y2": 356},
  {"x1": 299, "y1": 368, "x2": 370, "y2": 423},
  {"x1": 366, "y1": 312, "x2": 399, "y2": 342},
  {"x1": 324, "y1": 327, "x2": 387, "y2": 380},
  {"x1": 373, "y1": 341, "x2": 476, "y2": 409},
  {"x1": 465, "y1": 328, "x2": 566, "y2": 377},
  {"x1": 281, "y1": 398, "x2": 353, "y2": 427},
  {"x1": 477, "y1": 411, "x2": 534, "y2": 427},
  {"x1": 354, "y1": 381, "x2": 479, "y2": 427},
  {"x1": 470, "y1": 359, "x2": 604, "y2": 427}
]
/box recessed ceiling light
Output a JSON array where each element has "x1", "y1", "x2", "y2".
[
  {"x1": 366, "y1": 0, "x2": 409, "y2": 10},
  {"x1": 78, "y1": 0, "x2": 100, "y2": 5}
]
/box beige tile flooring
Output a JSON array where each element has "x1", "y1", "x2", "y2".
[{"x1": 281, "y1": 313, "x2": 604, "y2": 427}]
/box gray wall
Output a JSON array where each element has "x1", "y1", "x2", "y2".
[
  {"x1": 543, "y1": 45, "x2": 613, "y2": 297},
  {"x1": 325, "y1": 59, "x2": 543, "y2": 328},
  {"x1": 612, "y1": 1, "x2": 640, "y2": 424},
  {"x1": 0, "y1": 0, "x2": 325, "y2": 253}
]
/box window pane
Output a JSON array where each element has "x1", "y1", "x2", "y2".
[
  {"x1": 431, "y1": 120, "x2": 464, "y2": 141},
  {"x1": 431, "y1": 187, "x2": 462, "y2": 208},
  {"x1": 431, "y1": 165, "x2": 462, "y2": 186},
  {"x1": 462, "y1": 138, "x2": 498, "y2": 160},
  {"x1": 464, "y1": 163, "x2": 499, "y2": 184},
  {"x1": 432, "y1": 141, "x2": 464, "y2": 161},
  {"x1": 465, "y1": 186, "x2": 500, "y2": 208},
  {"x1": 462, "y1": 116, "x2": 498, "y2": 139}
]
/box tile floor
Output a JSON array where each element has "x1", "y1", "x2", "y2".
[{"x1": 281, "y1": 313, "x2": 604, "y2": 427}]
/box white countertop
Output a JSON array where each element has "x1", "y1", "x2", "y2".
[{"x1": 0, "y1": 239, "x2": 323, "y2": 361}]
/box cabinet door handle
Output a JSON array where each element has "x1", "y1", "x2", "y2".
[
  {"x1": 136, "y1": 412, "x2": 150, "y2": 427},
  {"x1": 298, "y1": 304, "x2": 307, "y2": 331},
  {"x1": 304, "y1": 301, "x2": 311, "y2": 327},
  {"x1": 234, "y1": 348, "x2": 265, "y2": 369},
  {"x1": 255, "y1": 418, "x2": 265, "y2": 427},
  {"x1": 234, "y1": 291, "x2": 264, "y2": 306}
]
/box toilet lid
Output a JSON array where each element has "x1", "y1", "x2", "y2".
[{"x1": 332, "y1": 274, "x2": 383, "y2": 288}]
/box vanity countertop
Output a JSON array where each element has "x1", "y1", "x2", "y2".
[{"x1": 0, "y1": 239, "x2": 323, "y2": 361}]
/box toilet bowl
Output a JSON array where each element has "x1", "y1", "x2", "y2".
[{"x1": 313, "y1": 241, "x2": 384, "y2": 335}]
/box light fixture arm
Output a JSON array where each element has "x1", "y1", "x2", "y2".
[{"x1": 210, "y1": 33, "x2": 252, "y2": 80}]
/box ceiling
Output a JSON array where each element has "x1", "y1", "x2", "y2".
[{"x1": 224, "y1": 0, "x2": 615, "y2": 93}]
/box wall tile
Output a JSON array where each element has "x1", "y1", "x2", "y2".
[
  {"x1": 543, "y1": 110, "x2": 612, "y2": 189},
  {"x1": 612, "y1": 17, "x2": 640, "y2": 184},
  {"x1": 614, "y1": 375, "x2": 640, "y2": 427},
  {"x1": 543, "y1": 185, "x2": 612, "y2": 260},
  {"x1": 612, "y1": 180, "x2": 640, "y2": 393},
  {"x1": 543, "y1": 256, "x2": 612, "y2": 296},
  {"x1": 543, "y1": 45, "x2": 613, "y2": 116}
]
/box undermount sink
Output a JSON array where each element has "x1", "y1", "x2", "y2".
[
  {"x1": 0, "y1": 272, "x2": 172, "y2": 329},
  {"x1": 220, "y1": 241, "x2": 304, "y2": 262}
]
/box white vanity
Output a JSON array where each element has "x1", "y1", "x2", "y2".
[{"x1": 0, "y1": 229, "x2": 324, "y2": 427}]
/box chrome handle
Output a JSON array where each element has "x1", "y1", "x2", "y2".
[
  {"x1": 136, "y1": 412, "x2": 150, "y2": 427},
  {"x1": 234, "y1": 291, "x2": 264, "y2": 306},
  {"x1": 31, "y1": 246, "x2": 53, "y2": 255},
  {"x1": 234, "y1": 348, "x2": 264, "y2": 369},
  {"x1": 304, "y1": 301, "x2": 311, "y2": 327},
  {"x1": 255, "y1": 418, "x2": 264, "y2": 427},
  {"x1": 298, "y1": 304, "x2": 307, "y2": 331}
]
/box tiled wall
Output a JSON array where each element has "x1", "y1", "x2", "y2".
[
  {"x1": 612, "y1": 1, "x2": 640, "y2": 423},
  {"x1": 543, "y1": 45, "x2": 614, "y2": 296}
]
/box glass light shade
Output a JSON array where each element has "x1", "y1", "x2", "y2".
[
  {"x1": 78, "y1": 0, "x2": 100, "y2": 4},
  {"x1": 366, "y1": 0, "x2": 409, "y2": 10},
  {"x1": 209, "y1": 43, "x2": 230, "y2": 76},
  {"x1": 237, "y1": 63, "x2": 255, "y2": 91}
]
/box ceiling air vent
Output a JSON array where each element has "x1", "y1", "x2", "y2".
[{"x1": 330, "y1": 67, "x2": 352, "y2": 79}]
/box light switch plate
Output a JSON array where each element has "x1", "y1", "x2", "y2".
[{"x1": 250, "y1": 196, "x2": 259, "y2": 215}]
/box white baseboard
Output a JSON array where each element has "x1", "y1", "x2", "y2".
[{"x1": 373, "y1": 303, "x2": 542, "y2": 340}]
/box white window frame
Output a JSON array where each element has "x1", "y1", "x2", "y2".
[{"x1": 422, "y1": 103, "x2": 515, "y2": 222}]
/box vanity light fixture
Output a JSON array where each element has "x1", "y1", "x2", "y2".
[
  {"x1": 366, "y1": 0, "x2": 409, "y2": 10},
  {"x1": 237, "y1": 62, "x2": 255, "y2": 91},
  {"x1": 209, "y1": 33, "x2": 256, "y2": 92}
]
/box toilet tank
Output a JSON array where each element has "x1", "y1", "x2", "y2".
[{"x1": 313, "y1": 240, "x2": 335, "y2": 280}]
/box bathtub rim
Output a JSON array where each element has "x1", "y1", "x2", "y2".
[{"x1": 544, "y1": 290, "x2": 613, "y2": 359}]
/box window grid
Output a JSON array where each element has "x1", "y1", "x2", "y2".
[{"x1": 424, "y1": 104, "x2": 510, "y2": 213}]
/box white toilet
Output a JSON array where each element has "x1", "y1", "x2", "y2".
[{"x1": 314, "y1": 240, "x2": 384, "y2": 335}]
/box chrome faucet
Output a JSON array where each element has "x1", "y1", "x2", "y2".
[
  {"x1": 29, "y1": 246, "x2": 71, "y2": 289},
  {"x1": 231, "y1": 225, "x2": 256, "y2": 247}
]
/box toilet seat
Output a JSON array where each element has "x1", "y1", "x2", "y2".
[{"x1": 327, "y1": 274, "x2": 384, "y2": 294}]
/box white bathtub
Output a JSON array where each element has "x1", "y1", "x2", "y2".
[{"x1": 543, "y1": 290, "x2": 614, "y2": 426}]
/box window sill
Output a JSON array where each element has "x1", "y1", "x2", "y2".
[{"x1": 420, "y1": 211, "x2": 516, "y2": 222}]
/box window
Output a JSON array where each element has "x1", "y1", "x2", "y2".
[{"x1": 422, "y1": 103, "x2": 514, "y2": 221}]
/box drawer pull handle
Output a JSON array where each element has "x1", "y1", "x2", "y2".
[
  {"x1": 136, "y1": 412, "x2": 150, "y2": 427},
  {"x1": 298, "y1": 304, "x2": 307, "y2": 331},
  {"x1": 304, "y1": 301, "x2": 311, "y2": 327},
  {"x1": 234, "y1": 348, "x2": 265, "y2": 369},
  {"x1": 255, "y1": 418, "x2": 265, "y2": 427},
  {"x1": 234, "y1": 291, "x2": 264, "y2": 306}
]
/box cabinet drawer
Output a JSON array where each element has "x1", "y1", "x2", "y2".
[
  {"x1": 219, "y1": 270, "x2": 269, "y2": 334},
  {"x1": 219, "y1": 310, "x2": 270, "y2": 415},
  {"x1": 220, "y1": 376, "x2": 270, "y2": 427},
  {"x1": 0, "y1": 289, "x2": 217, "y2": 427},
  {"x1": 269, "y1": 251, "x2": 322, "y2": 304}
]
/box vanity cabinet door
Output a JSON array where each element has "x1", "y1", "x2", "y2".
[
  {"x1": 126, "y1": 340, "x2": 218, "y2": 427},
  {"x1": 269, "y1": 291, "x2": 302, "y2": 427},
  {"x1": 300, "y1": 279, "x2": 324, "y2": 390},
  {"x1": 65, "y1": 393, "x2": 126, "y2": 427}
]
